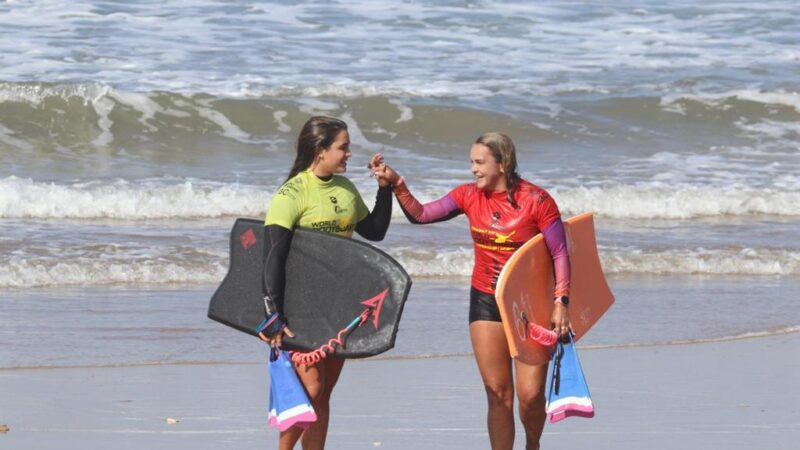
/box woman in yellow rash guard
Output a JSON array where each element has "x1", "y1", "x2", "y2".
[{"x1": 258, "y1": 116, "x2": 392, "y2": 450}]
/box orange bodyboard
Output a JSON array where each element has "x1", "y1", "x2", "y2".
[{"x1": 495, "y1": 212, "x2": 614, "y2": 365}]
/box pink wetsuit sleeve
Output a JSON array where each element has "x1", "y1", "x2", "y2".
[
  {"x1": 542, "y1": 219, "x2": 571, "y2": 298},
  {"x1": 393, "y1": 179, "x2": 460, "y2": 224}
]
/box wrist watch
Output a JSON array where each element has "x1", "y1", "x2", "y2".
[{"x1": 555, "y1": 296, "x2": 570, "y2": 306}]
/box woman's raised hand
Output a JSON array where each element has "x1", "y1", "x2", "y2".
[
  {"x1": 367, "y1": 153, "x2": 388, "y2": 187},
  {"x1": 368, "y1": 153, "x2": 401, "y2": 187}
]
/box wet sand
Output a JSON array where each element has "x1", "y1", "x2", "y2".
[{"x1": 2, "y1": 332, "x2": 798, "y2": 449}]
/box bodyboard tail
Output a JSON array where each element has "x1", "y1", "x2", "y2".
[{"x1": 495, "y1": 212, "x2": 614, "y2": 365}]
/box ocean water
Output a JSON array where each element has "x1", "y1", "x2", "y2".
[{"x1": 1, "y1": 0, "x2": 799, "y2": 368}]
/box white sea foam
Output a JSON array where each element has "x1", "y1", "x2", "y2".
[
  {"x1": 0, "y1": 123, "x2": 32, "y2": 151},
  {"x1": 91, "y1": 95, "x2": 115, "y2": 147},
  {"x1": 661, "y1": 89, "x2": 800, "y2": 114},
  {"x1": 3, "y1": 176, "x2": 798, "y2": 220},
  {"x1": 296, "y1": 98, "x2": 346, "y2": 115},
  {"x1": 392, "y1": 246, "x2": 474, "y2": 278},
  {"x1": 0, "y1": 82, "x2": 267, "y2": 145},
  {"x1": 2, "y1": 244, "x2": 796, "y2": 288},
  {"x1": 0, "y1": 81, "x2": 108, "y2": 105},
  {"x1": 600, "y1": 247, "x2": 800, "y2": 276},
  {"x1": 389, "y1": 99, "x2": 414, "y2": 123},
  {"x1": 273, "y1": 110, "x2": 292, "y2": 133},
  {"x1": 341, "y1": 112, "x2": 373, "y2": 149},
  {"x1": 0, "y1": 257, "x2": 227, "y2": 288},
  {"x1": 394, "y1": 245, "x2": 800, "y2": 278},
  {"x1": 554, "y1": 184, "x2": 800, "y2": 219},
  {"x1": 108, "y1": 90, "x2": 163, "y2": 132},
  {"x1": 194, "y1": 98, "x2": 254, "y2": 142},
  {"x1": 0, "y1": 177, "x2": 267, "y2": 219},
  {"x1": 390, "y1": 181, "x2": 800, "y2": 219},
  {"x1": 1, "y1": 1, "x2": 796, "y2": 101},
  {"x1": 736, "y1": 119, "x2": 800, "y2": 143}
]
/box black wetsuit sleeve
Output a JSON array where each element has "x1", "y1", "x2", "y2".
[
  {"x1": 262, "y1": 224, "x2": 293, "y2": 316},
  {"x1": 355, "y1": 185, "x2": 393, "y2": 241}
]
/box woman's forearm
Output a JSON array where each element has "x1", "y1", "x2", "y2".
[
  {"x1": 394, "y1": 178, "x2": 461, "y2": 224},
  {"x1": 542, "y1": 218, "x2": 571, "y2": 298}
]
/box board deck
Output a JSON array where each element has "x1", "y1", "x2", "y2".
[{"x1": 208, "y1": 218, "x2": 412, "y2": 358}]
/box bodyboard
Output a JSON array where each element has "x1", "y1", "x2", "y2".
[
  {"x1": 208, "y1": 218, "x2": 412, "y2": 358},
  {"x1": 495, "y1": 212, "x2": 614, "y2": 365}
]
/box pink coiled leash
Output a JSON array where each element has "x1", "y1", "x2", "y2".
[{"x1": 290, "y1": 308, "x2": 372, "y2": 365}]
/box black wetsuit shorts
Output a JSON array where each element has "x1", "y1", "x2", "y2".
[{"x1": 469, "y1": 287, "x2": 502, "y2": 323}]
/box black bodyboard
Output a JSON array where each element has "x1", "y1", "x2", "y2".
[{"x1": 208, "y1": 218, "x2": 412, "y2": 358}]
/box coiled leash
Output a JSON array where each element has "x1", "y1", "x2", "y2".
[
  {"x1": 290, "y1": 308, "x2": 372, "y2": 365},
  {"x1": 290, "y1": 289, "x2": 386, "y2": 365}
]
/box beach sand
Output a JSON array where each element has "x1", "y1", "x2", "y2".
[{"x1": 2, "y1": 331, "x2": 798, "y2": 450}]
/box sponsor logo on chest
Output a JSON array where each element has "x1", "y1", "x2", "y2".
[{"x1": 329, "y1": 196, "x2": 349, "y2": 215}]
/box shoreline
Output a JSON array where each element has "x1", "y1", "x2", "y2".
[
  {"x1": 3, "y1": 326, "x2": 799, "y2": 372},
  {"x1": 0, "y1": 325, "x2": 800, "y2": 374}
]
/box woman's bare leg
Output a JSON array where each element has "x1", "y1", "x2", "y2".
[
  {"x1": 514, "y1": 359, "x2": 549, "y2": 450},
  {"x1": 276, "y1": 358, "x2": 345, "y2": 450},
  {"x1": 470, "y1": 321, "x2": 515, "y2": 450},
  {"x1": 299, "y1": 357, "x2": 345, "y2": 450}
]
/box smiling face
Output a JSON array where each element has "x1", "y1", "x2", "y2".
[
  {"x1": 470, "y1": 143, "x2": 506, "y2": 192},
  {"x1": 313, "y1": 130, "x2": 351, "y2": 176}
]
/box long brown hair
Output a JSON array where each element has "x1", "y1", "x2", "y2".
[
  {"x1": 286, "y1": 116, "x2": 348, "y2": 182},
  {"x1": 475, "y1": 132, "x2": 521, "y2": 208}
]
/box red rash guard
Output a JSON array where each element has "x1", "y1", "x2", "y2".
[{"x1": 394, "y1": 179, "x2": 570, "y2": 296}]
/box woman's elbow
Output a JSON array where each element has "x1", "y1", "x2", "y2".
[
  {"x1": 358, "y1": 226, "x2": 388, "y2": 241},
  {"x1": 363, "y1": 232, "x2": 386, "y2": 242}
]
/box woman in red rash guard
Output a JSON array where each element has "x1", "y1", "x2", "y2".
[{"x1": 375, "y1": 132, "x2": 571, "y2": 450}]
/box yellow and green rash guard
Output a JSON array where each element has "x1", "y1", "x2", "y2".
[{"x1": 265, "y1": 169, "x2": 369, "y2": 237}]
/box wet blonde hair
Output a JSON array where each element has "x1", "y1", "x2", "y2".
[{"x1": 475, "y1": 132, "x2": 521, "y2": 208}]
